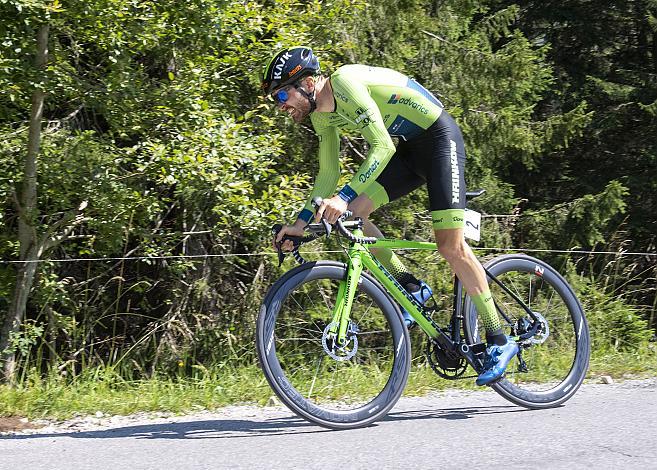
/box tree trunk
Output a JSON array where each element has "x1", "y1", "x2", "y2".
[
  {"x1": 653, "y1": 30, "x2": 657, "y2": 74},
  {"x1": 0, "y1": 23, "x2": 49, "y2": 382}
]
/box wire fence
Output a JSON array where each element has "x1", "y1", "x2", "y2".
[{"x1": 0, "y1": 247, "x2": 655, "y2": 265}]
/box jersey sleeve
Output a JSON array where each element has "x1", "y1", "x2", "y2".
[
  {"x1": 331, "y1": 74, "x2": 396, "y2": 203},
  {"x1": 297, "y1": 119, "x2": 341, "y2": 223}
]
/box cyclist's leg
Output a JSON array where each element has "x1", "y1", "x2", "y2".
[
  {"x1": 350, "y1": 156, "x2": 433, "y2": 325},
  {"x1": 421, "y1": 111, "x2": 517, "y2": 383},
  {"x1": 433, "y1": 228, "x2": 504, "y2": 340},
  {"x1": 354, "y1": 148, "x2": 425, "y2": 289},
  {"x1": 350, "y1": 195, "x2": 421, "y2": 287},
  {"x1": 346, "y1": 194, "x2": 382, "y2": 237},
  {"x1": 421, "y1": 112, "x2": 505, "y2": 343},
  {"x1": 349, "y1": 195, "x2": 414, "y2": 282}
]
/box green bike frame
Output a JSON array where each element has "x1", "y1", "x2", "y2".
[{"x1": 328, "y1": 228, "x2": 444, "y2": 345}]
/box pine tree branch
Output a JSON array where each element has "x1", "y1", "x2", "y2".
[{"x1": 421, "y1": 30, "x2": 488, "y2": 56}]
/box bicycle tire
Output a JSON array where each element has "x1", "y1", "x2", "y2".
[
  {"x1": 256, "y1": 261, "x2": 411, "y2": 429},
  {"x1": 463, "y1": 254, "x2": 590, "y2": 408}
]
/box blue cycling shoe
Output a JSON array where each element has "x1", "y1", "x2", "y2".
[
  {"x1": 400, "y1": 281, "x2": 433, "y2": 328},
  {"x1": 476, "y1": 339, "x2": 519, "y2": 386}
]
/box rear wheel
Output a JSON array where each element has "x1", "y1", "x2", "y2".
[
  {"x1": 256, "y1": 261, "x2": 411, "y2": 429},
  {"x1": 463, "y1": 254, "x2": 590, "y2": 408}
]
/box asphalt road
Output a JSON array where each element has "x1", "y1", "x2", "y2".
[{"x1": 1, "y1": 378, "x2": 656, "y2": 469}]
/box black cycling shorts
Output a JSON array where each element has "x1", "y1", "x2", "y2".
[{"x1": 364, "y1": 110, "x2": 467, "y2": 230}]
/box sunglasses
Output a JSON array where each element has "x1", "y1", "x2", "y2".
[{"x1": 272, "y1": 88, "x2": 290, "y2": 105}]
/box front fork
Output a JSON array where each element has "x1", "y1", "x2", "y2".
[{"x1": 329, "y1": 240, "x2": 364, "y2": 346}]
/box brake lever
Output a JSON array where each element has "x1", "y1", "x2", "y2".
[
  {"x1": 312, "y1": 196, "x2": 351, "y2": 238},
  {"x1": 321, "y1": 219, "x2": 332, "y2": 238},
  {"x1": 271, "y1": 224, "x2": 286, "y2": 267}
]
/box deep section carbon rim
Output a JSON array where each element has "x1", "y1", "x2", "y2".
[
  {"x1": 257, "y1": 262, "x2": 410, "y2": 429},
  {"x1": 464, "y1": 255, "x2": 590, "y2": 407}
]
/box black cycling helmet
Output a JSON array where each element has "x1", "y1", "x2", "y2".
[{"x1": 261, "y1": 46, "x2": 320, "y2": 96}]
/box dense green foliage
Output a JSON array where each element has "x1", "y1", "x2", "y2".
[
  {"x1": 0, "y1": 0, "x2": 654, "y2": 381},
  {"x1": 490, "y1": 0, "x2": 657, "y2": 322}
]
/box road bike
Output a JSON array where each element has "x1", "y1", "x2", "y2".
[{"x1": 256, "y1": 192, "x2": 590, "y2": 429}]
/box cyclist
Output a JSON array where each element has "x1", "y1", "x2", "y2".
[{"x1": 263, "y1": 46, "x2": 517, "y2": 386}]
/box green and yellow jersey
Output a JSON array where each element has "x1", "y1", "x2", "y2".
[{"x1": 298, "y1": 64, "x2": 444, "y2": 222}]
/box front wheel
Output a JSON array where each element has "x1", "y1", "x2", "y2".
[
  {"x1": 463, "y1": 254, "x2": 590, "y2": 408},
  {"x1": 256, "y1": 261, "x2": 411, "y2": 429}
]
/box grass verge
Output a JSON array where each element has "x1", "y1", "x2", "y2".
[{"x1": 1, "y1": 347, "x2": 655, "y2": 421}]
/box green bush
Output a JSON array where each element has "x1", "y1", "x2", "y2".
[{"x1": 578, "y1": 278, "x2": 652, "y2": 353}]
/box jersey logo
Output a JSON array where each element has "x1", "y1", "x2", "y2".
[
  {"x1": 354, "y1": 107, "x2": 374, "y2": 128},
  {"x1": 388, "y1": 94, "x2": 401, "y2": 104},
  {"x1": 335, "y1": 90, "x2": 349, "y2": 103},
  {"x1": 358, "y1": 159, "x2": 380, "y2": 183},
  {"x1": 387, "y1": 94, "x2": 429, "y2": 114}
]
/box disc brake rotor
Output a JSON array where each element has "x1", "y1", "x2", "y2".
[
  {"x1": 525, "y1": 312, "x2": 550, "y2": 345},
  {"x1": 322, "y1": 321, "x2": 358, "y2": 361}
]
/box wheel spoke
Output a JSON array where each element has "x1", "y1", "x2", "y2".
[
  {"x1": 528, "y1": 274, "x2": 532, "y2": 310},
  {"x1": 309, "y1": 355, "x2": 323, "y2": 398}
]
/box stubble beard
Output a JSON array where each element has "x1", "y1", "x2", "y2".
[{"x1": 291, "y1": 100, "x2": 311, "y2": 123}]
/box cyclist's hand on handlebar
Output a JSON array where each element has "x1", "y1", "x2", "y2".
[
  {"x1": 315, "y1": 195, "x2": 348, "y2": 224},
  {"x1": 273, "y1": 222, "x2": 306, "y2": 252}
]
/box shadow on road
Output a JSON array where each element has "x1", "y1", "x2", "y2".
[
  {"x1": 385, "y1": 404, "x2": 529, "y2": 422},
  {"x1": 1, "y1": 414, "x2": 328, "y2": 441},
  {"x1": 2, "y1": 404, "x2": 529, "y2": 440}
]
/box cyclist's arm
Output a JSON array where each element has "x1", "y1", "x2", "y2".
[
  {"x1": 296, "y1": 124, "x2": 341, "y2": 224},
  {"x1": 331, "y1": 75, "x2": 396, "y2": 203}
]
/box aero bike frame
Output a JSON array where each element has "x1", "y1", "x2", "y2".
[
  {"x1": 274, "y1": 202, "x2": 543, "y2": 373},
  {"x1": 270, "y1": 212, "x2": 492, "y2": 373},
  {"x1": 327, "y1": 223, "x2": 484, "y2": 367}
]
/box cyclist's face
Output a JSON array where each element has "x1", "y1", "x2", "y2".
[{"x1": 271, "y1": 81, "x2": 312, "y2": 123}]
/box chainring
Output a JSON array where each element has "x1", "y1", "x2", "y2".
[{"x1": 425, "y1": 339, "x2": 467, "y2": 380}]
